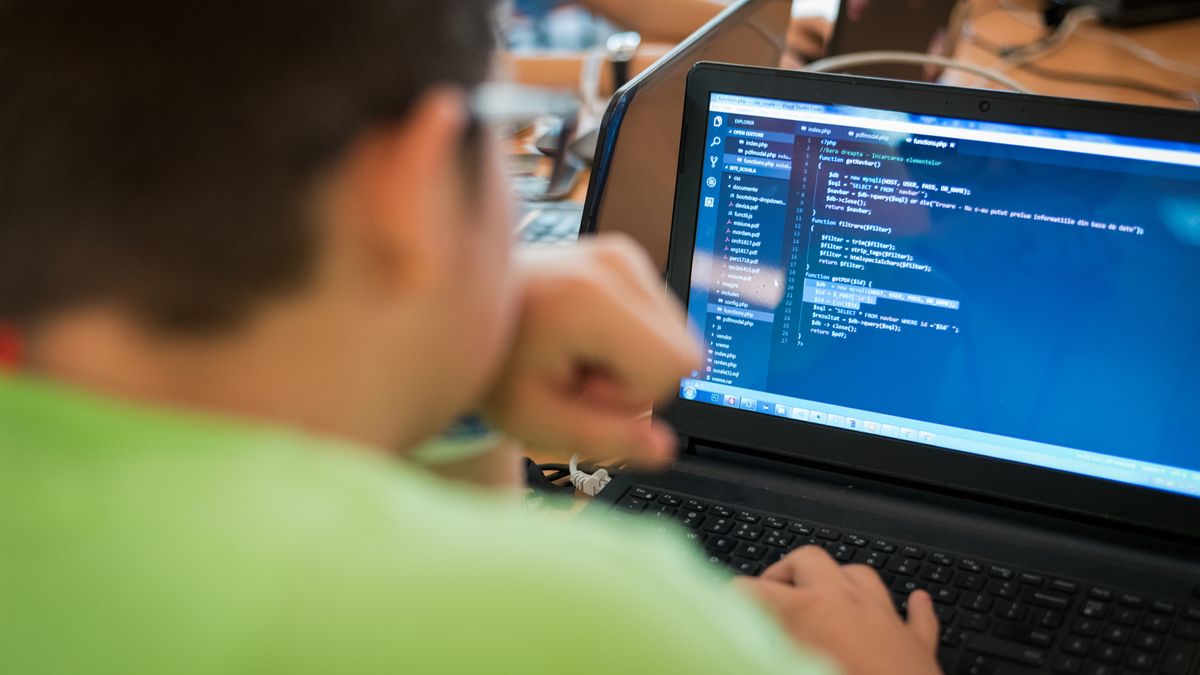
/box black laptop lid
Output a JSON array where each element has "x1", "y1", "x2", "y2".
[
  {"x1": 664, "y1": 63, "x2": 1200, "y2": 539},
  {"x1": 579, "y1": 0, "x2": 792, "y2": 274}
]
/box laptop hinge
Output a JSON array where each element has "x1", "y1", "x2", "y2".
[{"x1": 681, "y1": 435, "x2": 1200, "y2": 547}]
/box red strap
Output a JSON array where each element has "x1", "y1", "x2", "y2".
[{"x1": 0, "y1": 322, "x2": 22, "y2": 371}]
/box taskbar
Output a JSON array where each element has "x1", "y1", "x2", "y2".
[{"x1": 677, "y1": 379, "x2": 1200, "y2": 499}]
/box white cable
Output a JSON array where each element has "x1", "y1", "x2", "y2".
[
  {"x1": 804, "y1": 51, "x2": 1031, "y2": 92},
  {"x1": 992, "y1": 0, "x2": 1200, "y2": 81},
  {"x1": 1080, "y1": 27, "x2": 1200, "y2": 80},
  {"x1": 996, "y1": 5, "x2": 1100, "y2": 71},
  {"x1": 569, "y1": 454, "x2": 612, "y2": 497}
]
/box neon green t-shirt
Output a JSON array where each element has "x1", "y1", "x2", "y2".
[{"x1": 0, "y1": 375, "x2": 832, "y2": 674}]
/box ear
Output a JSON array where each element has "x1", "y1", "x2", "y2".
[{"x1": 339, "y1": 86, "x2": 470, "y2": 296}]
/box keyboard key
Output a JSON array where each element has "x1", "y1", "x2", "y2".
[
  {"x1": 1088, "y1": 587, "x2": 1114, "y2": 601},
  {"x1": 933, "y1": 587, "x2": 960, "y2": 604},
  {"x1": 788, "y1": 523, "x2": 813, "y2": 536},
  {"x1": 733, "y1": 541, "x2": 767, "y2": 560},
  {"x1": 1126, "y1": 650, "x2": 1156, "y2": 671},
  {"x1": 888, "y1": 557, "x2": 921, "y2": 576},
  {"x1": 994, "y1": 620, "x2": 1054, "y2": 647},
  {"x1": 732, "y1": 559, "x2": 762, "y2": 575},
  {"x1": 931, "y1": 552, "x2": 955, "y2": 565},
  {"x1": 1061, "y1": 636, "x2": 1091, "y2": 655},
  {"x1": 956, "y1": 573, "x2": 986, "y2": 591},
  {"x1": 940, "y1": 626, "x2": 965, "y2": 648},
  {"x1": 864, "y1": 552, "x2": 889, "y2": 569},
  {"x1": 1093, "y1": 643, "x2": 1123, "y2": 663},
  {"x1": 872, "y1": 539, "x2": 896, "y2": 553},
  {"x1": 1103, "y1": 625, "x2": 1132, "y2": 644},
  {"x1": 891, "y1": 577, "x2": 923, "y2": 595},
  {"x1": 1135, "y1": 632, "x2": 1165, "y2": 651},
  {"x1": 735, "y1": 510, "x2": 760, "y2": 524},
  {"x1": 703, "y1": 518, "x2": 733, "y2": 534},
  {"x1": 1035, "y1": 609, "x2": 1064, "y2": 628},
  {"x1": 681, "y1": 512, "x2": 705, "y2": 528},
  {"x1": 1050, "y1": 579, "x2": 1078, "y2": 594},
  {"x1": 706, "y1": 535, "x2": 736, "y2": 553},
  {"x1": 963, "y1": 612, "x2": 991, "y2": 632},
  {"x1": 1186, "y1": 607, "x2": 1200, "y2": 622},
  {"x1": 902, "y1": 545, "x2": 925, "y2": 559},
  {"x1": 1175, "y1": 621, "x2": 1200, "y2": 641},
  {"x1": 989, "y1": 566, "x2": 1014, "y2": 580},
  {"x1": 1120, "y1": 593, "x2": 1146, "y2": 608},
  {"x1": 683, "y1": 499, "x2": 707, "y2": 512},
  {"x1": 1070, "y1": 618, "x2": 1101, "y2": 637},
  {"x1": 764, "y1": 516, "x2": 787, "y2": 530},
  {"x1": 763, "y1": 531, "x2": 793, "y2": 548},
  {"x1": 959, "y1": 559, "x2": 983, "y2": 573},
  {"x1": 732, "y1": 523, "x2": 763, "y2": 541},
  {"x1": 1112, "y1": 607, "x2": 1141, "y2": 626},
  {"x1": 1083, "y1": 664, "x2": 1117, "y2": 675},
  {"x1": 657, "y1": 493, "x2": 681, "y2": 506},
  {"x1": 989, "y1": 580, "x2": 1020, "y2": 599},
  {"x1": 1053, "y1": 655, "x2": 1083, "y2": 674},
  {"x1": 997, "y1": 601, "x2": 1029, "y2": 622},
  {"x1": 922, "y1": 565, "x2": 954, "y2": 584},
  {"x1": 1025, "y1": 589, "x2": 1071, "y2": 611},
  {"x1": 844, "y1": 534, "x2": 868, "y2": 548},
  {"x1": 1144, "y1": 614, "x2": 1172, "y2": 633},
  {"x1": 936, "y1": 605, "x2": 957, "y2": 624},
  {"x1": 967, "y1": 593, "x2": 996, "y2": 613},
  {"x1": 704, "y1": 554, "x2": 729, "y2": 566},
  {"x1": 831, "y1": 544, "x2": 856, "y2": 563},
  {"x1": 630, "y1": 487, "x2": 655, "y2": 500},
  {"x1": 1162, "y1": 642, "x2": 1196, "y2": 675},
  {"x1": 816, "y1": 527, "x2": 840, "y2": 541},
  {"x1": 709, "y1": 505, "x2": 733, "y2": 518},
  {"x1": 618, "y1": 496, "x2": 648, "y2": 512},
  {"x1": 651, "y1": 506, "x2": 677, "y2": 519},
  {"x1": 964, "y1": 634, "x2": 1046, "y2": 667},
  {"x1": 1018, "y1": 572, "x2": 1044, "y2": 586},
  {"x1": 1154, "y1": 600, "x2": 1178, "y2": 615},
  {"x1": 1079, "y1": 600, "x2": 1107, "y2": 619}
]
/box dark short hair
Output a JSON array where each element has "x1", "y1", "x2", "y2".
[{"x1": 0, "y1": 0, "x2": 496, "y2": 334}]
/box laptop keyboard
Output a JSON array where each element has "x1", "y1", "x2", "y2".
[
  {"x1": 516, "y1": 202, "x2": 583, "y2": 245},
  {"x1": 609, "y1": 485, "x2": 1200, "y2": 675}
]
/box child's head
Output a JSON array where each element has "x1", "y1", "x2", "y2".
[{"x1": 0, "y1": 0, "x2": 520, "y2": 446}]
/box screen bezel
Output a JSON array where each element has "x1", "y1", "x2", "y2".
[{"x1": 664, "y1": 62, "x2": 1200, "y2": 540}]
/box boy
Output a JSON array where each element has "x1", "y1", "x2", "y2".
[{"x1": 0, "y1": 1, "x2": 940, "y2": 673}]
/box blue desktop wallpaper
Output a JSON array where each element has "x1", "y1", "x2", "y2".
[{"x1": 687, "y1": 104, "x2": 1200, "y2": 474}]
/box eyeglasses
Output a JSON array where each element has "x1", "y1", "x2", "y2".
[{"x1": 471, "y1": 82, "x2": 585, "y2": 202}]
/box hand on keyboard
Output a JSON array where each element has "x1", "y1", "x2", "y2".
[
  {"x1": 483, "y1": 235, "x2": 701, "y2": 461},
  {"x1": 736, "y1": 546, "x2": 942, "y2": 675}
]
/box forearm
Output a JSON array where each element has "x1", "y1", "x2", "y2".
[
  {"x1": 582, "y1": 0, "x2": 724, "y2": 42},
  {"x1": 500, "y1": 44, "x2": 672, "y2": 93}
]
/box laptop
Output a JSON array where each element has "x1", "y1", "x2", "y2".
[
  {"x1": 521, "y1": 0, "x2": 793, "y2": 262},
  {"x1": 590, "y1": 62, "x2": 1200, "y2": 675}
]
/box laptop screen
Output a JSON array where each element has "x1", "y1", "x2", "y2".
[{"x1": 679, "y1": 91, "x2": 1200, "y2": 498}]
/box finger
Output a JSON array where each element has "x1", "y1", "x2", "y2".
[
  {"x1": 760, "y1": 545, "x2": 848, "y2": 589},
  {"x1": 542, "y1": 275, "x2": 701, "y2": 403},
  {"x1": 732, "y1": 576, "x2": 797, "y2": 616},
  {"x1": 841, "y1": 564, "x2": 892, "y2": 610},
  {"x1": 501, "y1": 379, "x2": 678, "y2": 462},
  {"x1": 586, "y1": 234, "x2": 671, "y2": 305},
  {"x1": 906, "y1": 590, "x2": 941, "y2": 652}
]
